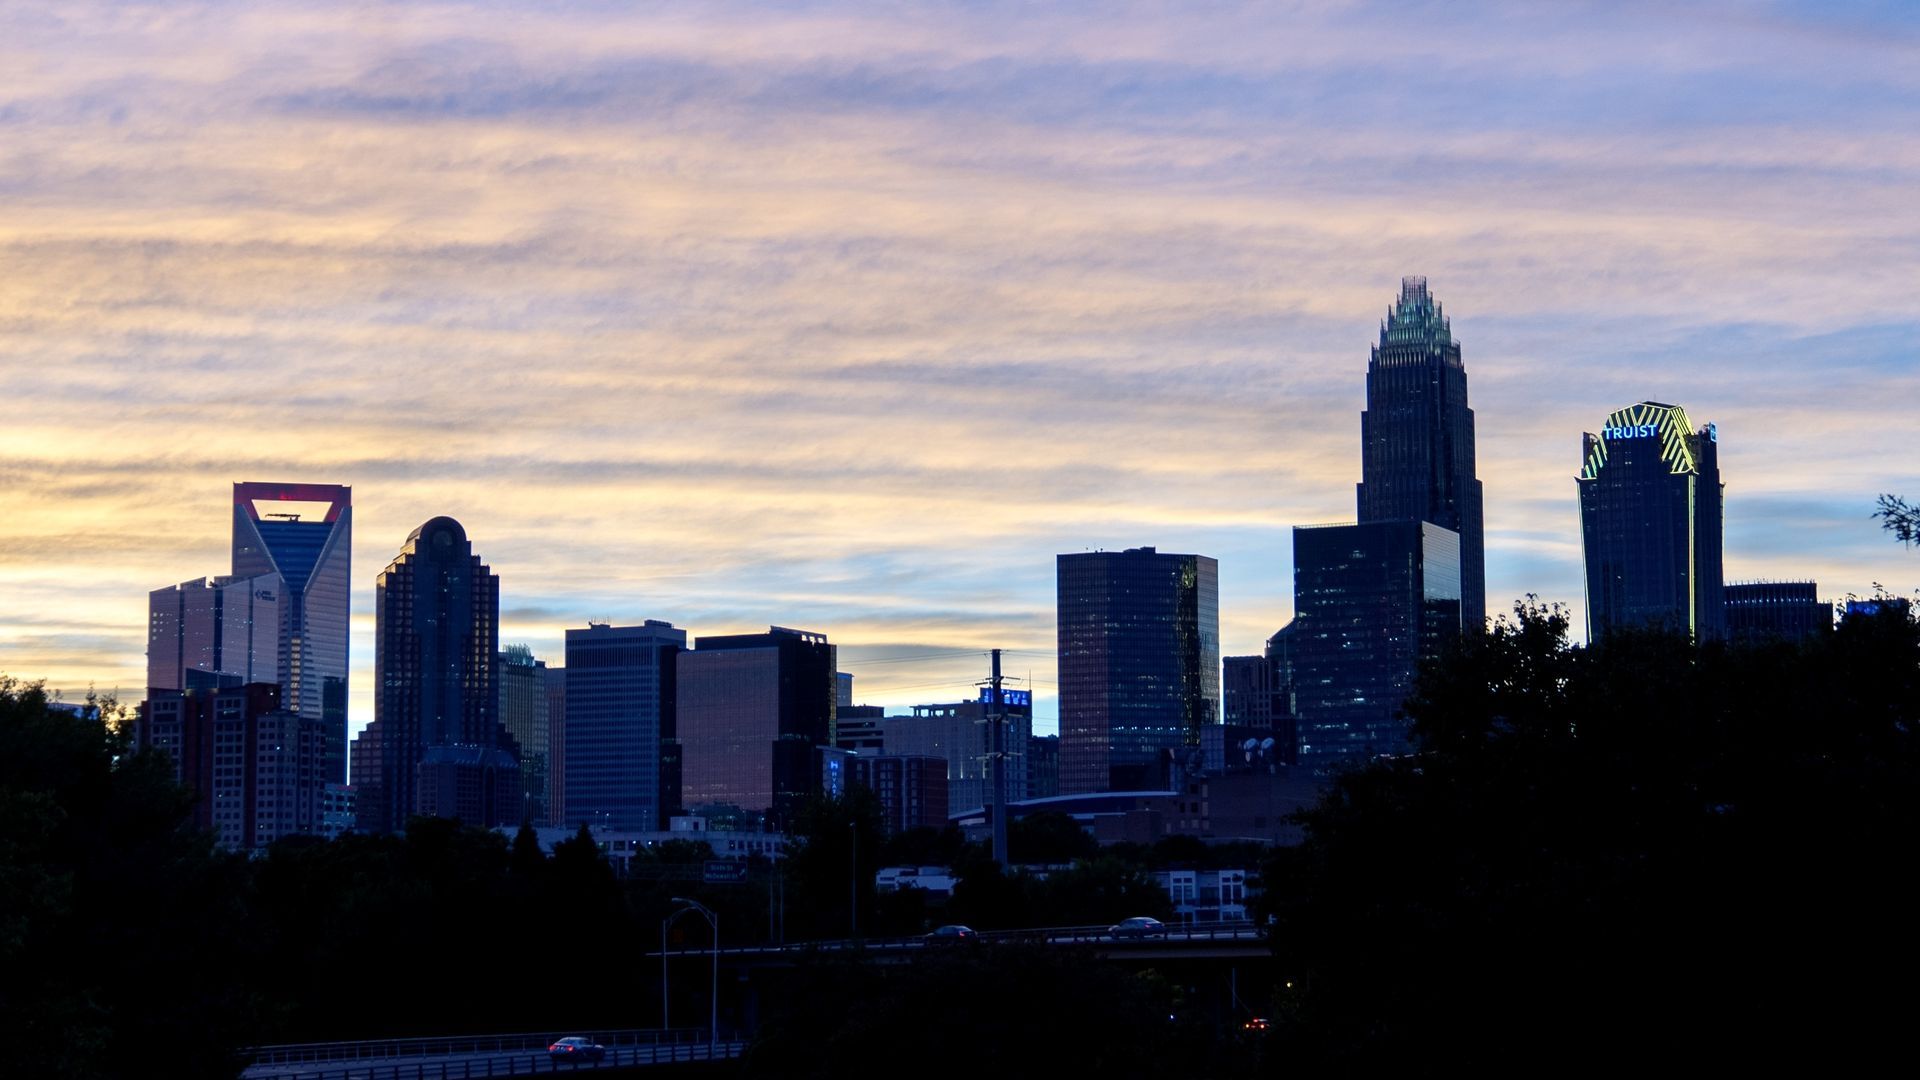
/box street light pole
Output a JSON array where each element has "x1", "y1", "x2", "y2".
[
  {"x1": 849, "y1": 819, "x2": 858, "y2": 940},
  {"x1": 670, "y1": 898, "x2": 719, "y2": 1058}
]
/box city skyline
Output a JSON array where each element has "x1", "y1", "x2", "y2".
[{"x1": 3, "y1": 2, "x2": 1916, "y2": 740}]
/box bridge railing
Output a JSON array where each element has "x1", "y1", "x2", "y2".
[
  {"x1": 245, "y1": 1027, "x2": 719, "y2": 1067},
  {"x1": 242, "y1": 1039, "x2": 747, "y2": 1079},
  {"x1": 657, "y1": 919, "x2": 1263, "y2": 957}
]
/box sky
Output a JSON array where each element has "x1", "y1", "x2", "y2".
[{"x1": 1, "y1": 0, "x2": 1916, "y2": 738}]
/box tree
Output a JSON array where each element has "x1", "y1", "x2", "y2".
[
  {"x1": 1, "y1": 676, "x2": 260, "y2": 1078},
  {"x1": 783, "y1": 790, "x2": 885, "y2": 939},
  {"x1": 1876, "y1": 493, "x2": 1919, "y2": 546},
  {"x1": 1007, "y1": 811, "x2": 1097, "y2": 864},
  {"x1": 1255, "y1": 600, "x2": 1920, "y2": 1069}
]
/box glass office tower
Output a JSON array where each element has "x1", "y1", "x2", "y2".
[
  {"x1": 146, "y1": 574, "x2": 281, "y2": 694},
  {"x1": 354, "y1": 516, "x2": 516, "y2": 832},
  {"x1": 677, "y1": 627, "x2": 836, "y2": 826},
  {"x1": 1056, "y1": 547, "x2": 1220, "y2": 794},
  {"x1": 497, "y1": 645, "x2": 552, "y2": 826},
  {"x1": 562, "y1": 621, "x2": 686, "y2": 832},
  {"x1": 1577, "y1": 401, "x2": 1724, "y2": 643},
  {"x1": 231, "y1": 481, "x2": 352, "y2": 783},
  {"x1": 1290, "y1": 520, "x2": 1462, "y2": 773},
  {"x1": 1357, "y1": 277, "x2": 1486, "y2": 632}
]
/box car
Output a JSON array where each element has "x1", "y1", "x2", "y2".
[
  {"x1": 547, "y1": 1037, "x2": 606, "y2": 1063},
  {"x1": 1242, "y1": 1017, "x2": 1271, "y2": 1032},
  {"x1": 923, "y1": 924, "x2": 979, "y2": 945},
  {"x1": 1109, "y1": 916, "x2": 1169, "y2": 940}
]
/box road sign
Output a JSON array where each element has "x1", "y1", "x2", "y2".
[{"x1": 702, "y1": 859, "x2": 748, "y2": 883}]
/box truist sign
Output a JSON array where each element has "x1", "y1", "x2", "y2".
[{"x1": 1603, "y1": 422, "x2": 1662, "y2": 440}]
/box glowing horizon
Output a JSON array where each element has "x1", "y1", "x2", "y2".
[{"x1": 3, "y1": 2, "x2": 1916, "y2": 737}]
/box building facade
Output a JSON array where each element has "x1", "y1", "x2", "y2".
[
  {"x1": 677, "y1": 626, "x2": 836, "y2": 825},
  {"x1": 1290, "y1": 520, "x2": 1463, "y2": 772},
  {"x1": 497, "y1": 645, "x2": 551, "y2": 825},
  {"x1": 1026, "y1": 734, "x2": 1060, "y2": 800},
  {"x1": 848, "y1": 755, "x2": 950, "y2": 835},
  {"x1": 1356, "y1": 278, "x2": 1486, "y2": 632},
  {"x1": 1056, "y1": 547, "x2": 1220, "y2": 794},
  {"x1": 882, "y1": 689, "x2": 1033, "y2": 816},
  {"x1": 352, "y1": 516, "x2": 517, "y2": 833},
  {"x1": 138, "y1": 681, "x2": 324, "y2": 850},
  {"x1": 562, "y1": 621, "x2": 686, "y2": 832},
  {"x1": 834, "y1": 704, "x2": 887, "y2": 753},
  {"x1": 1724, "y1": 581, "x2": 1831, "y2": 643},
  {"x1": 1221, "y1": 654, "x2": 1276, "y2": 729},
  {"x1": 1578, "y1": 401, "x2": 1724, "y2": 643},
  {"x1": 146, "y1": 574, "x2": 281, "y2": 694},
  {"x1": 231, "y1": 482, "x2": 353, "y2": 783}
]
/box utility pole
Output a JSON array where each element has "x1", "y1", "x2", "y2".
[{"x1": 990, "y1": 648, "x2": 1008, "y2": 868}]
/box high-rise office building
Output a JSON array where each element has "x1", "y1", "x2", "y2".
[
  {"x1": 352, "y1": 516, "x2": 517, "y2": 833},
  {"x1": 1724, "y1": 582, "x2": 1831, "y2": 644},
  {"x1": 835, "y1": 704, "x2": 887, "y2": 753},
  {"x1": 138, "y1": 681, "x2": 324, "y2": 850},
  {"x1": 1577, "y1": 402, "x2": 1724, "y2": 643},
  {"x1": 1221, "y1": 655, "x2": 1276, "y2": 730},
  {"x1": 1290, "y1": 520, "x2": 1462, "y2": 773},
  {"x1": 231, "y1": 482, "x2": 352, "y2": 783},
  {"x1": 1056, "y1": 547, "x2": 1220, "y2": 794},
  {"x1": 677, "y1": 626, "x2": 836, "y2": 825},
  {"x1": 1356, "y1": 278, "x2": 1486, "y2": 632},
  {"x1": 497, "y1": 645, "x2": 551, "y2": 825},
  {"x1": 543, "y1": 666, "x2": 567, "y2": 830},
  {"x1": 1026, "y1": 734, "x2": 1060, "y2": 800},
  {"x1": 146, "y1": 575, "x2": 280, "y2": 694},
  {"x1": 882, "y1": 690, "x2": 1034, "y2": 817},
  {"x1": 847, "y1": 755, "x2": 950, "y2": 835},
  {"x1": 562, "y1": 621, "x2": 686, "y2": 832},
  {"x1": 1263, "y1": 623, "x2": 1299, "y2": 766}
]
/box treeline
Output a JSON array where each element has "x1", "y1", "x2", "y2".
[
  {"x1": 0, "y1": 677, "x2": 1227, "y2": 1078},
  {"x1": 1254, "y1": 598, "x2": 1920, "y2": 1069},
  {"x1": 10, "y1": 597, "x2": 1916, "y2": 1075}
]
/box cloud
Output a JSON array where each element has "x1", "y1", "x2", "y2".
[{"x1": 2, "y1": 1, "x2": 1916, "y2": 736}]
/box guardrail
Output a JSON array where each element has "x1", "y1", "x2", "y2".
[
  {"x1": 656, "y1": 920, "x2": 1265, "y2": 957},
  {"x1": 243, "y1": 1040, "x2": 746, "y2": 1079},
  {"x1": 246, "y1": 1028, "x2": 724, "y2": 1068}
]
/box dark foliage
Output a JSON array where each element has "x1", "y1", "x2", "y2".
[
  {"x1": 1256, "y1": 598, "x2": 1920, "y2": 1069},
  {"x1": 1, "y1": 678, "x2": 259, "y2": 1079},
  {"x1": 1875, "y1": 493, "x2": 1919, "y2": 547},
  {"x1": 747, "y1": 945, "x2": 1252, "y2": 1079}
]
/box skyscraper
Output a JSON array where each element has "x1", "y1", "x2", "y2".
[
  {"x1": 497, "y1": 645, "x2": 551, "y2": 825},
  {"x1": 677, "y1": 626, "x2": 836, "y2": 825},
  {"x1": 1056, "y1": 547, "x2": 1220, "y2": 794},
  {"x1": 562, "y1": 621, "x2": 686, "y2": 831},
  {"x1": 1357, "y1": 278, "x2": 1486, "y2": 632},
  {"x1": 146, "y1": 575, "x2": 280, "y2": 694},
  {"x1": 352, "y1": 516, "x2": 517, "y2": 833},
  {"x1": 1578, "y1": 401, "x2": 1724, "y2": 642},
  {"x1": 1290, "y1": 520, "x2": 1462, "y2": 773},
  {"x1": 231, "y1": 482, "x2": 352, "y2": 782}
]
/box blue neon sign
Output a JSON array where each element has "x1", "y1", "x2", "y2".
[{"x1": 979, "y1": 688, "x2": 1032, "y2": 707}]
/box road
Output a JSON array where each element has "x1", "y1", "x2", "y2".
[{"x1": 243, "y1": 1036, "x2": 744, "y2": 1079}]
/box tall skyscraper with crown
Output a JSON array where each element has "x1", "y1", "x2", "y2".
[
  {"x1": 230, "y1": 481, "x2": 353, "y2": 782},
  {"x1": 1356, "y1": 277, "x2": 1486, "y2": 632}
]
